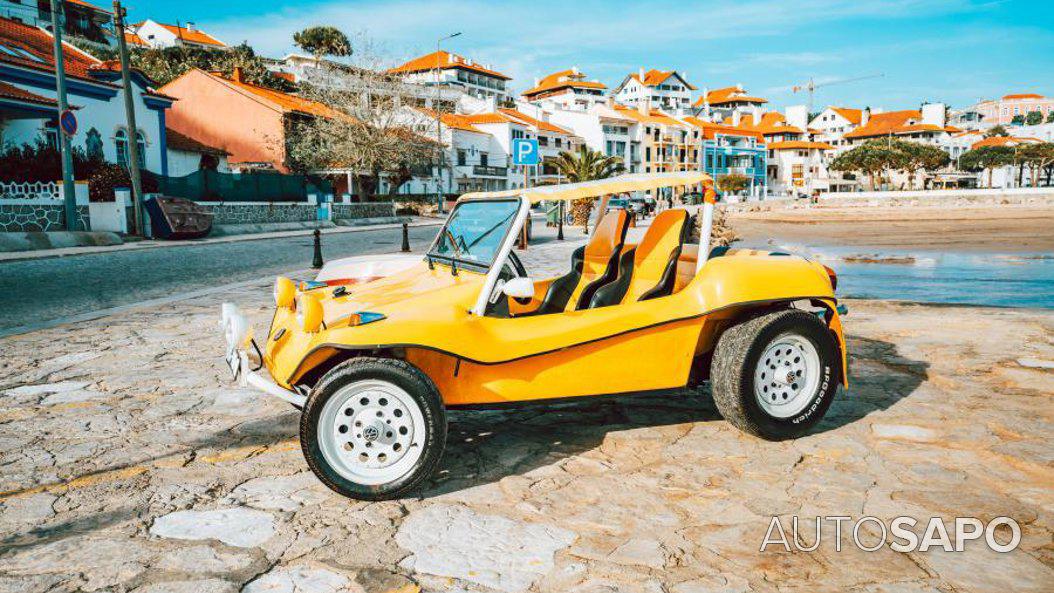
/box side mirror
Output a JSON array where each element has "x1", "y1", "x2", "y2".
[{"x1": 502, "y1": 277, "x2": 535, "y2": 299}]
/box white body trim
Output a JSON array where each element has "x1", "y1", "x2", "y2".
[
  {"x1": 471, "y1": 197, "x2": 532, "y2": 316},
  {"x1": 695, "y1": 202, "x2": 714, "y2": 273},
  {"x1": 220, "y1": 303, "x2": 306, "y2": 408}
]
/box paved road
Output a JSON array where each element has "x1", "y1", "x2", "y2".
[
  {"x1": 0, "y1": 216, "x2": 564, "y2": 334},
  {"x1": 0, "y1": 224, "x2": 441, "y2": 333}
]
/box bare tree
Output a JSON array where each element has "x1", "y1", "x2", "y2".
[{"x1": 285, "y1": 35, "x2": 444, "y2": 201}]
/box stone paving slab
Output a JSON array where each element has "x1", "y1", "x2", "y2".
[{"x1": 0, "y1": 235, "x2": 1051, "y2": 593}]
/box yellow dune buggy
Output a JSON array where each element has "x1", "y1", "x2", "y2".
[{"x1": 221, "y1": 172, "x2": 847, "y2": 500}]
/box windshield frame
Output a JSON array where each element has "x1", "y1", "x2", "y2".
[{"x1": 426, "y1": 198, "x2": 522, "y2": 273}]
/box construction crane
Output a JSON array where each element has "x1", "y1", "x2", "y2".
[{"x1": 792, "y1": 73, "x2": 884, "y2": 115}]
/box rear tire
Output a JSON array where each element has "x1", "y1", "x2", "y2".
[
  {"x1": 711, "y1": 309, "x2": 840, "y2": 440},
  {"x1": 300, "y1": 357, "x2": 446, "y2": 500}
]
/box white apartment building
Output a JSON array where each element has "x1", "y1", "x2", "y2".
[
  {"x1": 521, "y1": 67, "x2": 607, "y2": 110},
  {"x1": 542, "y1": 99, "x2": 643, "y2": 173},
  {"x1": 808, "y1": 106, "x2": 863, "y2": 149},
  {"x1": 693, "y1": 85, "x2": 769, "y2": 122},
  {"x1": 612, "y1": 69, "x2": 695, "y2": 114},
  {"x1": 125, "y1": 20, "x2": 226, "y2": 50},
  {"x1": 765, "y1": 141, "x2": 839, "y2": 196},
  {"x1": 388, "y1": 50, "x2": 511, "y2": 104}
]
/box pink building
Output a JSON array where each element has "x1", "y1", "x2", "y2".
[{"x1": 974, "y1": 93, "x2": 1054, "y2": 125}]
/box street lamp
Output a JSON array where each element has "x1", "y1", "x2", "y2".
[{"x1": 434, "y1": 31, "x2": 462, "y2": 214}]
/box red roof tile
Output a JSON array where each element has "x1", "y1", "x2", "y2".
[
  {"x1": 0, "y1": 80, "x2": 56, "y2": 106},
  {"x1": 627, "y1": 69, "x2": 696, "y2": 91},
  {"x1": 767, "y1": 140, "x2": 835, "y2": 150},
  {"x1": 522, "y1": 69, "x2": 606, "y2": 98},
  {"x1": 166, "y1": 127, "x2": 229, "y2": 155},
  {"x1": 681, "y1": 116, "x2": 763, "y2": 140},
  {"x1": 136, "y1": 22, "x2": 226, "y2": 47},
  {"x1": 1001, "y1": 93, "x2": 1045, "y2": 100},
  {"x1": 830, "y1": 107, "x2": 862, "y2": 125},
  {"x1": 498, "y1": 108, "x2": 572, "y2": 135},
  {"x1": 695, "y1": 86, "x2": 767, "y2": 107},
  {"x1": 388, "y1": 50, "x2": 510, "y2": 80},
  {"x1": 970, "y1": 136, "x2": 1041, "y2": 149},
  {"x1": 0, "y1": 17, "x2": 102, "y2": 82}
]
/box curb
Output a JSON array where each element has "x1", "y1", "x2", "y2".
[
  {"x1": 0, "y1": 219, "x2": 443, "y2": 264},
  {"x1": 0, "y1": 231, "x2": 123, "y2": 253}
]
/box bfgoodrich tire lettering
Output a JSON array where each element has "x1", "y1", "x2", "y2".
[
  {"x1": 300, "y1": 357, "x2": 446, "y2": 500},
  {"x1": 711, "y1": 309, "x2": 840, "y2": 440}
]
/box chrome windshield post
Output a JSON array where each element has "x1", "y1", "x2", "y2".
[{"x1": 470, "y1": 197, "x2": 531, "y2": 316}]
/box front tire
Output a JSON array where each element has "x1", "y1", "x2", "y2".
[
  {"x1": 300, "y1": 357, "x2": 446, "y2": 500},
  {"x1": 711, "y1": 309, "x2": 840, "y2": 440}
]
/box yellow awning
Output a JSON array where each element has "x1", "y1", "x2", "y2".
[{"x1": 459, "y1": 172, "x2": 714, "y2": 204}]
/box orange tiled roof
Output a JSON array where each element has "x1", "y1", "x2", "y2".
[
  {"x1": 0, "y1": 80, "x2": 57, "y2": 106},
  {"x1": 729, "y1": 111, "x2": 803, "y2": 136},
  {"x1": 144, "y1": 22, "x2": 226, "y2": 47},
  {"x1": 694, "y1": 86, "x2": 767, "y2": 107},
  {"x1": 681, "y1": 116, "x2": 763, "y2": 140},
  {"x1": 168, "y1": 70, "x2": 338, "y2": 118},
  {"x1": 830, "y1": 107, "x2": 862, "y2": 125},
  {"x1": 124, "y1": 31, "x2": 147, "y2": 46},
  {"x1": 166, "y1": 127, "x2": 229, "y2": 155},
  {"x1": 970, "y1": 136, "x2": 1041, "y2": 149},
  {"x1": 612, "y1": 104, "x2": 684, "y2": 126},
  {"x1": 1001, "y1": 93, "x2": 1045, "y2": 100},
  {"x1": 627, "y1": 69, "x2": 697, "y2": 91},
  {"x1": 498, "y1": 108, "x2": 572, "y2": 135},
  {"x1": 767, "y1": 140, "x2": 835, "y2": 150},
  {"x1": 461, "y1": 112, "x2": 517, "y2": 126},
  {"x1": 843, "y1": 110, "x2": 920, "y2": 139},
  {"x1": 388, "y1": 50, "x2": 510, "y2": 80},
  {"x1": 0, "y1": 17, "x2": 101, "y2": 81},
  {"x1": 522, "y1": 69, "x2": 606, "y2": 98},
  {"x1": 415, "y1": 107, "x2": 486, "y2": 134}
]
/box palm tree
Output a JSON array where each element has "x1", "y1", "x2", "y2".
[{"x1": 551, "y1": 146, "x2": 625, "y2": 226}]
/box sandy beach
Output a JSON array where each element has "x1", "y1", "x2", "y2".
[{"x1": 727, "y1": 204, "x2": 1054, "y2": 253}]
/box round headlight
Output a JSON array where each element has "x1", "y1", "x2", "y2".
[
  {"x1": 298, "y1": 293, "x2": 324, "y2": 333},
  {"x1": 274, "y1": 276, "x2": 295, "y2": 308}
]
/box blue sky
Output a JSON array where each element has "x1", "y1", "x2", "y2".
[{"x1": 130, "y1": 0, "x2": 1052, "y2": 110}]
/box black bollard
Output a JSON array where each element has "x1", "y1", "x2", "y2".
[
  {"x1": 557, "y1": 201, "x2": 564, "y2": 241},
  {"x1": 401, "y1": 222, "x2": 411, "y2": 252},
  {"x1": 312, "y1": 228, "x2": 324, "y2": 269}
]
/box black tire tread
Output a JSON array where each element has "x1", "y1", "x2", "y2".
[
  {"x1": 711, "y1": 309, "x2": 838, "y2": 440},
  {"x1": 299, "y1": 356, "x2": 446, "y2": 501}
]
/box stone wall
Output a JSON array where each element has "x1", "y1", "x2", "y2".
[
  {"x1": 0, "y1": 203, "x2": 90, "y2": 232},
  {"x1": 332, "y1": 202, "x2": 396, "y2": 220},
  {"x1": 722, "y1": 188, "x2": 1054, "y2": 213},
  {"x1": 197, "y1": 202, "x2": 318, "y2": 226}
]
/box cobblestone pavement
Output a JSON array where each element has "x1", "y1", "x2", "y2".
[{"x1": 0, "y1": 223, "x2": 1052, "y2": 593}]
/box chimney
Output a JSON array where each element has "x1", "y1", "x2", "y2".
[
  {"x1": 637, "y1": 97, "x2": 649, "y2": 116},
  {"x1": 638, "y1": 67, "x2": 645, "y2": 81},
  {"x1": 861, "y1": 107, "x2": 871, "y2": 126},
  {"x1": 185, "y1": 22, "x2": 195, "y2": 31},
  {"x1": 232, "y1": 66, "x2": 245, "y2": 83},
  {"x1": 448, "y1": 53, "x2": 456, "y2": 64},
  {"x1": 606, "y1": 96, "x2": 615, "y2": 108},
  {"x1": 571, "y1": 66, "x2": 579, "y2": 76},
  {"x1": 751, "y1": 105, "x2": 760, "y2": 126},
  {"x1": 736, "y1": 82, "x2": 743, "y2": 91},
  {"x1": 533, "y1": 77, "x2": 539, "y2": 88}
]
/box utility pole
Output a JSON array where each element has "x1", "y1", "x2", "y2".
[
  {"x1": 113, "y1": 0, "x2": 145, "y2": 235},
  {"x1": 48, "y1": 0, "x2": 77, "y2": 230},
  {"x1": 433, "y1": 32, "x2": 461, "y2": 214}
]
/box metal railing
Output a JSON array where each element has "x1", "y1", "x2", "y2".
[{"x1": 472, "y1": 165, "x2": 508, "y2": 177}]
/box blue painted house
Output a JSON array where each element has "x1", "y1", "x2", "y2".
[
  {"x1": 683, "y1": 116, "x2": 767, "y2": 198},
  {"x1": 0, "y1": 17, "x2": 173, "y2": 175}
]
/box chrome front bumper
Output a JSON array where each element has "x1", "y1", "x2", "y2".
[{"x1": 220, "y1": 303, "x2": 306, "y2": 408}]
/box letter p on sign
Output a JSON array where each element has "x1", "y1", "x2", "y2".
[{"x1": 512, "y1": 138, "x2": 539, "y2": 166}]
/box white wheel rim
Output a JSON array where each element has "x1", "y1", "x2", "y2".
[
  {"x1": 318, "y1": 379, "x2": 426, "y2": 486},
  {"x1": 753, "y1": 333, "x2": 821, "y2": 419}
]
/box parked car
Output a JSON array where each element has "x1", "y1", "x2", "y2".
[{"x1": 221, "y1": 172, "x2": 847, "y2": 500}]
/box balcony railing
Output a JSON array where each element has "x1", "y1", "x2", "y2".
[{"x1": 473, "y1": 165, "x2": 508, "y2": 177}]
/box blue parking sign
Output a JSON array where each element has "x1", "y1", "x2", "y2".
[{"x1": 512, "y1": 138, "x2": 539, "y2": 166}]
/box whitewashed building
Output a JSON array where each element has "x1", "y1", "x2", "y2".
[
  {"x1": 521, "y1": 68, "x2": 607, "y2": 110},
  {"x1": 124, "y1": 20, "x2": 226, "y2": 50},
  {"x1": 808, "y1": 106, "x2": 863, "y2": 149},
  {"x1": 612, "y1": 69, "x2": 695, "y2": 114},
  {"x1": 387, "y1": 50, "x2": 511, "y2": 104}
]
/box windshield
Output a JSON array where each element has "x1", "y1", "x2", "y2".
[{"x1": 429, "y1": 199, "x2": 520, "y2": 269}]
